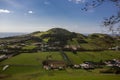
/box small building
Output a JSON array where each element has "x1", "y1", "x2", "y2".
[
  {"x1": 42, "y1": 60, "x2": 66, "y2": 70},
  {"x1": 104, "y1": 59, "x2": 120, "y2": 67},
  {"x1": 73, "y1": 64, "x2": 81, "y2": 69},
  {"x1": 80, "y1": 61, "x2": 95, "y2": 69}
]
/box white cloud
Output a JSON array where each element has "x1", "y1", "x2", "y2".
[
  {"x1": 0, "y1": 9, "x2": 11, "y2": 14},
  {"x1": 28, "y1": 11, "x2": 33, "y2": 14},
  {"x1": 24, "y1": 10, "x2": 34, "y2": 16},
  {"x1": 68, "y1": 0, "x2": 86, "y2": 4}
]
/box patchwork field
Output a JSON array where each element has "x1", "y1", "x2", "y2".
[{"x1": 0, "y1": 51, "x2": 120, "y2": 80}]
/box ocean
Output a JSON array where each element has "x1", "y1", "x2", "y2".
[{"x1": 0, "y1": 32, "x2": 27, "y2": 38}]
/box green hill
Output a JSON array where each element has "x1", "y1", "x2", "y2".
[
  {"x1": 33, "y1": 28, "x2": 119, "y2": 50},
  {"x1": 0, "y1": 28, "x2": 119, "y2": 51}
]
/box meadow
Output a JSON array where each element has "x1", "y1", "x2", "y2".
[{"x1": 0, "y1": 51, "x2": 120, "y2": 80}]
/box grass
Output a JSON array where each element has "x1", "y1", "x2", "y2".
[
  {"x1": 80, "y1": 43, "x2": 101, "y2": 50},
  {"x1": 66, "y1": 51, "x2": 120, "y2": 64},
  {"x1": 1, "y1": 69, "x2": 120, "y2": 80},
  {"x1": 22, "y1": 45, "x2": 37, "y2": 50},
  {"x1": 0, "y1": 52, "x2": 63, "y2": 65},
  {"x1": 0, "y1": 51, "x2": 120, "y2": 80}
]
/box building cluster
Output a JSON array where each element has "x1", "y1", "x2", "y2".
[{"x1": 42, "y1": 59, "x2": 120, "y2": 70}]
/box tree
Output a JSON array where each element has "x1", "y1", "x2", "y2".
[{"x1": 82, "y1": 0, "x2": 120, "y2": 36}]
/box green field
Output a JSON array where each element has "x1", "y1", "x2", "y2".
[
  {"x1": 66, "y1": 51, "x2": 120, "y2": 64},
  {"x1": 0, "y1": 51, "x2": 120, "y2": 80}
]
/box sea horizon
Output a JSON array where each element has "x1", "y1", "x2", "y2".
[{"x1": 0, "y1": 32, "x2": 28, "y2": 38}]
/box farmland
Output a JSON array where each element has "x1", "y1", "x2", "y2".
[{"x1": 0, "y1": 51, "x2": 120, "y2": 80}]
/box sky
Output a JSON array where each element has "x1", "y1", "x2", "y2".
[{"x1": 0, "y1": 0, "x2": 118, "y2": 33}]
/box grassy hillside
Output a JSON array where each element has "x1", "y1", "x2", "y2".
[
  {"x1": 0, "y1": 51, "x2": 120, "y2": 80},
  {"x1": 1, "y1": 51, "x2": 120, "y2": 66},
  {"x1": 0, "y1": 28, "x2": 119, "y2": 51},
  {"x1": 66, "y1": 51, "x2": 120, "y2": 64},
  {"x1": 0, "y1": 52, "x2": 63, "y2": 65},
  {"x1": 30, "y1": 28, "x2": 119, "y2": 50}
]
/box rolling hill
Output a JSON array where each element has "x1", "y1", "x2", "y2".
[
  {"x1": 30, "y1": 28, "x2": 119, "y2": 50},
  {"x1": 0, "y1": 28, "x2": 119, "y2": 51}
]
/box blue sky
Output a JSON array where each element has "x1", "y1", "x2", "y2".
[{"x1": 0, "y1": 0, "x2": 118, "y2": 33}]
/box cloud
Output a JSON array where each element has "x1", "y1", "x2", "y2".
[
  {"x1": 0, "y1": 9, "x2": 11, "y2": 14},
  {"x1": 24, "y1": 10, "x2": 34, "y2": 15},
  {"x1": 68, "y1": 0, "x2": 86, "y2": 4},
  {"x1": 28, "y1": 11, "x2": 33, "y2": 14}
]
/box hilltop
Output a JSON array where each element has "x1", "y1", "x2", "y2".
[{"x1": 30, "y1": 28, "x2": 119, "y2": 51}]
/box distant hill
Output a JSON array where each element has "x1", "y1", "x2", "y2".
[
  {"x1": 0, "y1": 28, "x2": 119, "y2": 51},
  {"x1": 30, "y1": 28, "x2": 119, "y2": 50}
]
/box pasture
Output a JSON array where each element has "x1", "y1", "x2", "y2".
[{"x1": 0, "y1": 51, "x2": 120, "y2": 80}]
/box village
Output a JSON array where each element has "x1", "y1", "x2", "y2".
[
  {"x1": 0, "y1": 38, "x2": 120, "y2": 74},
  {"x1": 0, "y1": 35, "x2": 120, "y2": 73}
]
